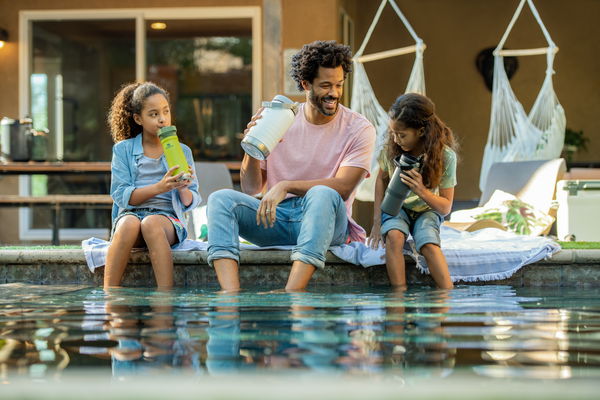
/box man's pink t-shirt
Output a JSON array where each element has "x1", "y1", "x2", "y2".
[{"x1": 260, "y1": 103, "x2": 376, "y2": 243}]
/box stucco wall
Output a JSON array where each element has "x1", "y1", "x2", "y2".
[
  {"x1": 281, "y1": 0, "x2": 339, "y2": 104},
  {"x1": 0, "y1": 0, "x2": 598, "y2": 243}
]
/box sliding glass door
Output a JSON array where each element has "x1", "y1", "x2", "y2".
[
  {"x1": 20, "y1": 8, "x2": 261, "y2": 241},
  {"x1": 146, "y1": 18, "x2": 253, "y2": 161}
]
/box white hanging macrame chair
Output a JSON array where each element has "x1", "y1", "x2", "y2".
[
  {"x1": 479, "y1": 0, "x2": 565, "y2": 192},
  {"x1": 351, "y1": 0, "x2": 426, "y2": 202}
]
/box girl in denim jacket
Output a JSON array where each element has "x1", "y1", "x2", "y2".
[{"x1": 105, "y1": 82, "x2": 200, "y2": 287}]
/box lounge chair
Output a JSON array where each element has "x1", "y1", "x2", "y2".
[
  {"x1": 186, "y1": 162, "x2": 234, "y2": 239},
  {"x1": 446, "y1": 158, "x2": 567, "y2": 233}
]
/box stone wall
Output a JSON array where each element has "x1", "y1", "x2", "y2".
[{"x1": 1, "y1": 249, "x2": 599, "y2": 287}]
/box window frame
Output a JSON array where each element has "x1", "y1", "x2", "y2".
[{"x1": 18, "y1": 7, "x2": 262, "y2": 241}]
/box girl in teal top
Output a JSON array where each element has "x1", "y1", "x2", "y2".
[{"x1": 368, "y1": 93, "x2": 459, "y2": 289}]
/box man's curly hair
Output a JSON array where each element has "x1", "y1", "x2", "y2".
[{"x1": 290, "y1": 40, "x2": 353, "y2": 92}]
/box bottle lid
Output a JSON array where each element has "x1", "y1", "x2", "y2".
[
  {"x1": 261, "y1": 95, "x2": 299, "y2": 115},
  {"x1": 158, "y1": 125, "x2": 177, "y2": 140},
  {"x1": 273, "y1": 94, "x2": 294, "y2": 104},
  {"x1": 394, "y1": 153, "x2": 422, "y2": 168}
]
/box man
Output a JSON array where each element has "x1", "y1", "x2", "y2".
[{"x1": 207, "y1": 40, "x2": 376, "y2": 291}]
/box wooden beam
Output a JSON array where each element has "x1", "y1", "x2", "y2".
[
  {"x1": 0, "y1": 195, "x2": 113, "y2": 206},
  {"x1": 0, "y1": 162, "x2": 111, "y2": 173},
  {"x1": 263, "y1": 0, "x2": 283, "y2": 100}
]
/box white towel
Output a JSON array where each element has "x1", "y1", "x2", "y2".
[
  {"x1": 82, "y1": 225, "x2": 560, "y2": 283},
  {"x1": 82, "y1": 238, "x2": 394, "y2": 271}
]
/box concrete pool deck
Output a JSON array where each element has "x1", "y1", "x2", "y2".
[{"x1": 1, "y1": 248, "x2": 599, "y2": 287}]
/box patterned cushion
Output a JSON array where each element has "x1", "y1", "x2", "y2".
[{"x1": 473, "y1": 190, "x2": 554, "y2": 236}]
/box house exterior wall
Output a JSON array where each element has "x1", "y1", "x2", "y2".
[
  {"x1": 351, "y1": 0, "x2": 600, "y2": 200},
  {"x1": 0, "y1": 0, "x2": 271, "y2": 244},
  {"x1": 0, "y1": 0, "x2": 337, "y2": 244},
  {"x1": 281, "y1": 0, "x2": 340, "y2": 104},
  {"x1": 0, "y1": 0, "x2": 598, "y2": 243}
]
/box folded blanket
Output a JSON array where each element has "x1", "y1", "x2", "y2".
[
  {"x1": 425, "y1": 225, "x2": 560, "y2": 282},
  {"x1": 82, "y1": 225, "x2": 560, "y2": 283}
]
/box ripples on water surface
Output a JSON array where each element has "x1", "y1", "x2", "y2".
[{"x1": 1, "y1": 283, "x2": 600, "y2": 384}]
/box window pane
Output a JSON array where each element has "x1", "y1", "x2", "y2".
[
  {"x1": 32, "y1": 19, "x2": 136, "y2": 162},
  {"x1": 31, "y1": 74, "x2": 48, "y2": 131},
  {"x1": 146, "y1": 19, "x2": 253, "y2": 161}
]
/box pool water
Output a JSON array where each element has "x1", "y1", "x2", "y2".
[{"x1": 1, "y1": 283, "x2": 600, "y2": 384}]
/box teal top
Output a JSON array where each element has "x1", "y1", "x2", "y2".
[{"x1": 378, "y1": 145, "x2": 457, "y2": 213}]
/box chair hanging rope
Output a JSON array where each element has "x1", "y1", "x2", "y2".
[
  {"x1": 351, "y1": 0, "x2": 426, "y2": 202},
  {"x1": 479, "y1": 0, "x2": 565, "y2": 192}
]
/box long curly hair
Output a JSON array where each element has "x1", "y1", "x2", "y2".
[
  {"x1": 384, "y1": 93, "x2": 459, "y2": 190},
  {"x1": 289, "y1": 40, "x2": 353, "y2": 92},
  {"x1": 107, "y1": 82, "x2": 170, "y2": 143}
]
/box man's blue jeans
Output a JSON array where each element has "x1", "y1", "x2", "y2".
[{"x1": 206, "y1": 186, "x2": 349, "y2": 269}]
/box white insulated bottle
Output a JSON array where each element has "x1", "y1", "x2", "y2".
[{"x1": 241, "y1": 95, "x2": 299, "y2": 160}]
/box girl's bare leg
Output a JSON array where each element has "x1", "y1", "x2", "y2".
[
  {"x1": 105, "y1": 216, "x2": 143, "y2": 287},
  {"x1": 385, "y1": 230, "x2": 407, "y2": 287},
  {"x1": 140, "y1": 215, "x2": 177, "y2": 286},
  {"x1": 420, "y1": 243, "x2": 453, "y2": 289}
]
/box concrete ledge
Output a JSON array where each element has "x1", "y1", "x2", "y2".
[
  {"x1": 0, "y1": 249, "x2": 346, "y2": 265},
  {"x1": 0, "y1": 249, "x2": 599, "y2": 287}
]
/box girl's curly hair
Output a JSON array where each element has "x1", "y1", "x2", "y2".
[
  {"x1": 289, "y1": 40, "x2": 353, "y2": 92},
  {"x1": 384, "y1": 93, "x2": 460, "y2": 190},
  {"x1": 107, "y1": 82, "x2": 170, "y2": 143}
]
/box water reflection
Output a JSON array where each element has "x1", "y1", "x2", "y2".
[
  {"x1": 1, "y1": 284, "x2": 600, "y2": 382},
  {"x1": 103, "y1": 289, "x2": 203, "y2": 380}
]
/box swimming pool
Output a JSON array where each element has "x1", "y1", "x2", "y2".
[{"x1": 1, "y1": 283, "x2": 600, "y2": 397}]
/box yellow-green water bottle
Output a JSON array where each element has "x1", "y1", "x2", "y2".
[{"x1": 158, "y1": 126, "x2": 191, "y2": 181}]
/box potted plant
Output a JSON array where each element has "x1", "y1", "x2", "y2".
[{"x1": 563, "y1": 128, "x2": 590, "y2": 163}]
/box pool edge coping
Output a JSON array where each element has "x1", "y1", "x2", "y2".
[{"x1": 0, "y1": 248, "x2": 599, "y2": 265}]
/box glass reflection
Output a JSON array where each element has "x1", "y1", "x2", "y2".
[{"x1": 146, "y1": 22, "x2": 253, "y2": 162}]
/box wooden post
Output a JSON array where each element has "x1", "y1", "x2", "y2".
[
  {"x1": 263, "y1": 0, "x2": 283, "y2": 101},
  {"x1": 52, "y1": 202, "x2": 60, "y2": 246}
]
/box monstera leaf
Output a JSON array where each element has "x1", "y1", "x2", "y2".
[
  {"x1": 474, "y1": 209, "x2": 503, "y2": 224},
  {"x1": 471, "y1": 191, "x2": 555, "y2": 236},
  {"x1": 504, "y1": 200, "x2": 545, "y2": 235}
]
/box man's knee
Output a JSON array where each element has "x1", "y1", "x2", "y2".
[
  {"x1": 305, "y1": 185, "x2": 341, "y2": 203},
  {"x1": 207, "y1": 189, "x2": 237, "y2": 209}
]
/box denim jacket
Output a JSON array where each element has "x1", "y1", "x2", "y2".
[{"x1": 110, "y1": 134, "x2": 201, "y2": 248}]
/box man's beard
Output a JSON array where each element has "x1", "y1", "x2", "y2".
[{"x1": 308, "y1": 88, "x2": 339, "y2": 117}]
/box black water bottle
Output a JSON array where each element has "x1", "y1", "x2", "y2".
[{"x1": 380, "y1": 153, "x2": 422, "y2": 216}]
